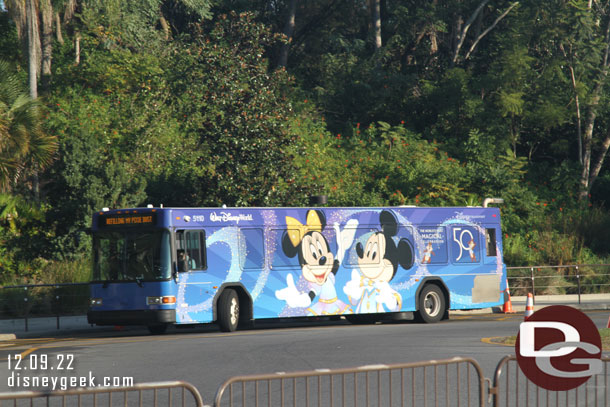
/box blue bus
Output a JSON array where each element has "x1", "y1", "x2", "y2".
[{"x1": 87, "y1": 205, "x2": 506, "y2": 333}]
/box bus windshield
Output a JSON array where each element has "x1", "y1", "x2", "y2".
[{"x1": 93, "y1": 230, "x2": 171, "y2": 282}]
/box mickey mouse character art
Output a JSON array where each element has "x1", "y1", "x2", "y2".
[
  {"x1": 344, "y1": 210, "x2": 413, "y2": 313},
  {"x1": 275, "y1": 210, "x2": 355, "y2": 316}
]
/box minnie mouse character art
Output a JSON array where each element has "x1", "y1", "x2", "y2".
[
  {"x1": 343, "y1": 210, "x2": 413, "y2": 313},
  {"x1": 274, "y1": 210, "x2": 354, "y2": 316}
]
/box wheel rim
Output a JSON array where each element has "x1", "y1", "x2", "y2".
[
  {"x1": 424, "y1": 291, "x2": 441, "y2": 317},
  {"x1": 230, "y1": 297, "x2": 239, "y2": 326}
]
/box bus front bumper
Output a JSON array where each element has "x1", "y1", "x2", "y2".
[{"x1": 87, "y1": 309, "x2": 176, "y2": 326}]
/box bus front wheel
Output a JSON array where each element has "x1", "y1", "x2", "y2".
[
  {"x1": 416, "y1": 284, "x2": 446, "y2": 323},
  {"x1": 218, "y1": 289, "x2": 240, "y2": 332}
]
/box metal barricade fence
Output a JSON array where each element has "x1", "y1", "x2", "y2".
[
  {"x1": 490, "y1": 355, "x2": 610, "y2": 407},
  {"x1": 0, "y1": 380, "x2": 206, "y2": 407},
  {"x1": 3, "y1": 355, "x2": 610, "y2": 407},
  {"x1": 506, "y1": 264, "x2": 610, "y2": 300},
  {"x1": 0, "y1": 283, "x2": 90, "y2": 331},
  {"x1": 213, "y1": 357, "x2": 486, "y2": 407}
]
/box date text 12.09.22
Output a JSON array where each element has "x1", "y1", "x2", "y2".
[{"x1": 7, "y1": 354, "x2": 74, "y2": 371}]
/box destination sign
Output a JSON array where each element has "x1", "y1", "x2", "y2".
[{"x1": 99, "y1": 213, "x2": 157, "y2": 228}]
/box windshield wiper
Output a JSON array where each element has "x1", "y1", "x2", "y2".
[{"x1": 135, "y1": 278, "x2": 143, "y2": 287}]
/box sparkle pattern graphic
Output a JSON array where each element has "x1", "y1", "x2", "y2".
[{"x1": 249, "y1": 210, "x2": 276, "y2": 300}]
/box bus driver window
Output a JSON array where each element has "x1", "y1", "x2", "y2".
[
  {"x1": 176, "y1": 230, "x2": 206, "y2": 272},
  {"x1": 177, "y1": 249, "x2": 190, "y2": 272}
]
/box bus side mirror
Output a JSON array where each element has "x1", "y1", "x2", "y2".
[{"x1": 177, "y1": 260, "x2": 188, "y2": 273}]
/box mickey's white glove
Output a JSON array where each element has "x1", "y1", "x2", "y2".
[
  {"x1": 343, "y1": 269, "x2": 364, "y2": 303},
  {"x1": 275, "y1": 274, "x2": 312, "y2": 308},
  {"x1": 378, "y1": 283, "x2": 400, "y2": 311},
  {"x1": 334, "y1": 219, "x2": 358, "y2": 264}
]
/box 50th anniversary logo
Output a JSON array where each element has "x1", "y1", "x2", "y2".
[{"x1": 515, "y1": 305, "x2": 603, "y2": 391}]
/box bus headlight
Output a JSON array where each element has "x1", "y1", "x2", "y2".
[
  {"x1": 146, "y1": 296, "x2": 176, "y2": 305},
  {"x1": 90, "y1": 298, "x2": 103, "y2": 306}
]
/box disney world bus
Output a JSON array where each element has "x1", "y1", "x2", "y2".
[{"x1": 87, "y1": 204, "x2": 507, "y2": 333}]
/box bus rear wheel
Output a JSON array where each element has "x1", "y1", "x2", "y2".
[
  {"x1": 218, "y1": 289, "x2": 240, "y2": 332},
  {"x1": 416, "y1": 284, "x2": 446, "y2": 323}
]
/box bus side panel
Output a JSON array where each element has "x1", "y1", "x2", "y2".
[
  {"x1": 173, "y1": 207, "x2": 506, "y2": 323},
  {"x1": 175, "y1": 270, "x2": 216, "y2": 324},
  {"x1": 89, "y1": 281, "x2": 177, "y2": 325},
  {"x1": 175, "y1": 226, "x2": 235, "y2": 324},
  {"x1": 248, "y1": 266, "x2": 304, "y2": 319},
  {"x1": 90, "y1": 282, "x2": 173, "y2": 311}
]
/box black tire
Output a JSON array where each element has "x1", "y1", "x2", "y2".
[
  {"x1": 345, "y1": 314, "x2": 379, "y2": 325},
  {"x1": 218, "y1": 289, "x2": 240, "y2": 332},
  {"x1": 416, "y1": 284, "x2": 446, "y2": 323},
  {"x1": 147, "y1": 324, "x2": 168, "y2": 335}
]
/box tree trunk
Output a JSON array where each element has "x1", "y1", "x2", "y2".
[
  {"x1": 580, "y1": 87, "x2": 600, "y2": 200},
  {"x1": 559, "y1": 44, "x2": 583, "y2": 165},
  {"x1": 429, "y1": 31, "x2": 438, "y2": 54},
  {"x1": 588, "y1": 135, "x2": 610, "y2": 192},
  {"x1": 26, "y1": 0, "x2": 40, "y2": 201},
  {"x1": 371, "y1": 0, "x2": 382, "y2": 50},
  {"x1": 41, "y1": 0, "x2": 53, "y2": 90},
  {"x1": 26, "y1": 0, "x2": 40, "y2": 99},
  {"x1": 452, "y1": 0, "x2": 489, "y2": 64},
  {"x1": 160, "y1": 15, "x2": 171, "y2": 40},
  {"x1": 579, "y1": 19, "x2": 610, "y2": 201},
  {"x1": 451, "y1": 14, "x2": 463, "y2": 63},
  {"x1": 75, "y1": 31, "x2": 81, "y2": 65},
  {"x1": 63, "y1": 0, "x2": 77, "y2": 23},
  {"x1": 277, "y1": 0, "x2": 297, "y2": 68},
  {"x1": 558, "y1": 44, "x2": 582, "y2": 163},
  {"x1": 55, "y1": 11, "x2": 63, "y2": 44},
  {"x1": 463, "y1": 2, "x2": 519, "y2": 61},
  {"x1": 6, "y1": 0, "x2": 29, "y2": 65}
]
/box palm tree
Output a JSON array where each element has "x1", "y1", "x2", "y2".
[
  {"x1": 0, "y1": 59, "x2": 57, "y2": 192},
  {"x1": 0, "y1": 192, "x2": 41, "y2": 232}
]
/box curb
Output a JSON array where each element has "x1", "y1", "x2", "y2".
[
  {"x1": 0, "y1": 333, "x2": 16, "y2": 341},
  {"x1": 0, "y1": 299, "x2": 608, "y2": 340},
  {"x1": 450, "y1": 308, "x2": 496, "y2": 315}
]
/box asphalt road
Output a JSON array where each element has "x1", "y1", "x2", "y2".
[{"x1": 1, "y1": 310, "x2": 609, "y2": 403}]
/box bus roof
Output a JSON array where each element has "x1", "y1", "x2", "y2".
[{"x1": 92, "y1": 206, "x2": 502, "y2": 230}]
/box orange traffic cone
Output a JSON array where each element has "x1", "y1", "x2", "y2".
[
  {"x1": 524, "y1": 293, "x2": 534, "y2": 320},
  {"x1": 502, "y1": 279, "x2": 516, "y2": 313}
]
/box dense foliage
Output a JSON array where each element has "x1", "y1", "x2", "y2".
[{"x1": 2, "y1": 0, "x2": 610, "y2": 285}]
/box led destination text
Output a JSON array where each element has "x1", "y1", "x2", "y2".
[
  {"x1": 100, "y1": 214, "x2": 156, "y2": 227},
  {"x1": 105, "y1": 216, "x2": 152, "y2": 225}
]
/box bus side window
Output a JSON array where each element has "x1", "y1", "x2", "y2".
[
  {"x1": 344, "y1": 227, "x2": 379, "y2": 268},
  {"x1": 175, "y1": 231, "x2": 186, "y2": 272},
  {"x1": 486, "y1": 228, "x2": 497, "y2": 257},
  {"x1": 241, "y1": 228, "x2": 264, "y2": 270},
  {"x1": 186, "y1": 230, "x2": 207, "y2": 270}
]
